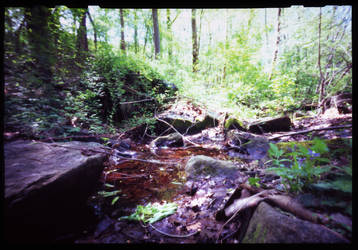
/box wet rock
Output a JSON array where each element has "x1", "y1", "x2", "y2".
[
  {"x1": 242, "y1": 202, "x2": 349, "y2": 243},
  {"x1": 185, "y1": 155, "x2": 239, "y2": 180},
  {"x1": 248, "y1": 116, "x2": 291, "y2": 134},
  {"x1": 4, "y1": 140, "x2": 107, "y2": 243},
  {"x1": 150, "y1": 132, "x2": 184, "y2": 148}
]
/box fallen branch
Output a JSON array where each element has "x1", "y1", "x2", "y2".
[{"x1": 269, "y1": 124, "x2": 352, "y2": 140}]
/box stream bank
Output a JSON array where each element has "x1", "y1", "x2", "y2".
[{"x1": 4, "y1": 101, "x2": 352, "y2": 244}]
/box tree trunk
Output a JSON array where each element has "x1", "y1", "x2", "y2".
[
  {"x1": 152, "y1": 9, "x2": 160, "y2": 59},
  {"x1": 120, "y1": 9, "x2": 126, "y2": 52},
  {"x1": 76, "y1": 9, "x2": 88, "y2": 60},
  {"x1": 192, "y1": 9, "x2": 198, "y2": 72},
  {"x1": 134, "y1": 10, "x2": 138, "y2": 54},
  {"x1": 269, "y1": 8, "x2": 281, "y2": 80},
  {"x1": 86, "y1": 10, "x2": 97, "y2": 51},
  {"x1": 167, "y1": 9, "x2": 172, "y2": 61},
  {"x1": 25, "y1": 5, "x2": 53, "y2": 86},
  {"x1": 317, "y1": 7, "x2": 325, "y2": 112}
]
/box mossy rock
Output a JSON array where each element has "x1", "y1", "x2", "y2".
[
  {"x1": 242, "y1": 202, "x2": 349, "y2": 243},
  {"x1": 224, "y1": 117, "x2": 247, "y2": 131},
  {"x1": 185, "y1": 155, "x2": 238, "y2": 180}
]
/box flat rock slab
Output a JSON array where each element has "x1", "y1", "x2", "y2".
[
  {"x1": 4, "y1": 140, "x2": 107, "y2": 242},
  {"x1": 242, "y1": 202, "x2": 349, "y2": 243},
  {"x1": 249, "y1": 116, "x2": 291, "y2": 134}
]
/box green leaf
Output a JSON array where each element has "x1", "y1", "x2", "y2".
[
  {"x1": 98, "y1": 190, "x2": 121, "y2": 197},
  {"x1": 111, "y1": 196, "x2": 119, "y2": 205},
  {"x1": 120, "y1": 202, "x2": 177, "y2": 224},
  {"x1": 311, "y1": 138, "x2": 329, "y2": 154}
]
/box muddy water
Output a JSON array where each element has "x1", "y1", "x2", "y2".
[{"x1": 98, "y1": 145, "x2": 229, "y2": 205}]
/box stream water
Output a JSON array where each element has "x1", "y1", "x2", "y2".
[{"x1": 94, "y1": 144, "x2": 230, "y2": 206}]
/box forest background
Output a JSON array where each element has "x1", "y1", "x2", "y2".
[{"x1": 3, "y1": 5, "x2": 352, "y2": 139}]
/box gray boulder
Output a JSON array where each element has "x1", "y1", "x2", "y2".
[
  {"x1": 185, "y1": 155, "x2": 239, "y2": 179},
  {"x1": 4, "y1": 140, "x2": 107, "y2": 242},
  {"x1": 242, "y1": 202, "x2": 349, "y2": 243}
]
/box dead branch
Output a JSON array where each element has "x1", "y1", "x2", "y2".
[{"x1": 269, "y1": 124, "x2": 352, "y2": 140}]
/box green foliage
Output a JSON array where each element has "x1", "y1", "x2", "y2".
[
  {"x1": 266, "y1": 138, "x2": 331, "y2": 193},
  {"x1": 120, "y1": 202, "x2": 178, "y2": 224},
  {"x1": 248, "y1": 177, "x2": 261, "y2": 188}
]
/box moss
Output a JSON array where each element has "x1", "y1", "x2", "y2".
[
  {"x1": 244, "y1": 221, "x2": 268, "y2": 243},
  {"x1": 224, "y1": 117, "x2": 246, "y2": 130}
]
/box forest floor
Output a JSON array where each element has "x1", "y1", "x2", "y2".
[{"x1": 74, "y1": 102, "x2": 352, "y2": 244}]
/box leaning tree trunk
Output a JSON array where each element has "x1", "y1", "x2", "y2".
[{"x1": 152, "y1": 9, "x2": 160, "y2": 59}]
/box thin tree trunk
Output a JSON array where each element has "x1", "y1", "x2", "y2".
[
  {"x1": 269, "y1": 8, "x2": 281, "y2": 80},
  {"x1": 120, "y1": 9, "x2": 126, "y2": 52},
  {"x1": 265, "y1": 8, "x2": 268, "y2": 47},
  {"x1": 152, "y1": 9, "x2": 160, "y2": 59},
  {"x1": 134, "y1": 10, "x2": 138, "y2": 54},
  {"x1": 317, "y1": 7, "x2": 325, "y2": 112},
  {"x1": 167, "y1": 9, "x2": 172, "y2": 61},
  {"x1": 191, "y1": 9, "x2": 198, "y2": 72}
]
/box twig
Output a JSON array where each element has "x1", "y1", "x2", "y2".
[
  {"x1": 269, "y1": 124, "x2": 352, "y2": 140},
  {"x1": 149, "y1": 223, "x2": 198, "y2": 238}
]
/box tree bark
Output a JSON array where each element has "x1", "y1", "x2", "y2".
[
  {"x1": 191, "y1": 9, "x2": 199, "y2": 72},
  {"x1": 86, "y1": 10, "x2": 97, "y2": 51},
  {"x1": 269, "y1": 8, "x2": 281, "y2": 80},
  {"x1": 152, "y1": 9, "x2": 160, "y2": 59},
  {"x1": 120, "y1": 9, "x2": 126, "y2": 52}
]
